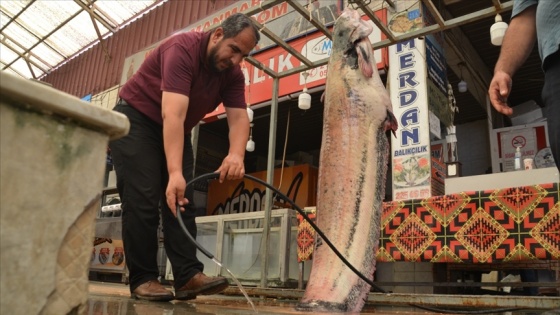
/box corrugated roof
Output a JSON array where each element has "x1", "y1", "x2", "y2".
[{"x1": 0, "y1": 0, "x2": 166, "y2": 79}]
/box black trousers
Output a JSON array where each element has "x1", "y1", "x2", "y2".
[
  {"x1": 542, "y1": 52, "x2": 560, "y2": 170},
  {"x1": 109, "y1": 102, "x2": 203, "y2": 292}
]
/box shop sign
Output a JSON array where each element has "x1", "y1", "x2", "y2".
[
  {"x1": 182, "y1": 0, "x2": 294, "y2": 51},
  {"x1": 203, "y1": 9, "x2": 388, "y2": 122},
  {"x1": 120, "y1": 5, "x2": 388, "y2": 122},
  {"x1": 185, "y1": 0, "x2": 290, "y2": 33},
  {"x1": 491, "y1": 122, "x2": 552, "y2": 172},
  {"x1": 207, "y1": 164, "x2": 318, "y2": 215},
  {"x1": 425, "y1": 36, "x2": 447, "y2": 95},
  {"x1": 500, "y1": 127, "x2": 537, "y2": 172},
  {"x1": 389, "y1": 38, "x2": 432, "y2": 201},
  {"x1": 427, "y1": 79, "x2": 452, "y2": 128},
  {"x1": 120, "y1": 0, "x2": 296, "y2": 85}
]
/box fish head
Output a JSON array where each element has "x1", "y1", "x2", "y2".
[
  {"x1": 332, "y1": 8, "x2": 373, "y2": 55},
  {"x1": 332, "y1": 8, "x2": 375, "y2": 77}
]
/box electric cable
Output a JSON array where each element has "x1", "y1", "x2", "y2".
[{"x1": 177, "y1": 172, "x2": 530, "y2": 314}]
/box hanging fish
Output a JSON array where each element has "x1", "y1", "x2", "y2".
[{"x1": 297, "y1": 7, "x2": 398, "y2": 313}]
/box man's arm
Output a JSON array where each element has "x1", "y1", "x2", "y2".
[
  {"x1": 488, "y1": 5, "x2": 537, "y2": 115},
  {"x1": 216, "y1": 107, "x2": 250, "y2": 183},
  {"x1": 162, "y1": 91, "x2": 189, "y2": 216}
]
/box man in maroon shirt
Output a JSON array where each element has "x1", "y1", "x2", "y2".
[{"x1": 109, "y1": 13, "x2": 259, "y2": 301}]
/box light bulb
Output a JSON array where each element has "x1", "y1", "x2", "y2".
[
  {"x1": 247, "y1": 107, "x2": 253, "y2": 122},
  {"x1": 458, "y1": 80, "x2": 467, "y2": 93},
  {"x1": 246, "y1": 137, "x2": 255, "y2": 152},
  {"x1": 298, "y1": 87, "x2": 311, "y2": 110},
  {"x1": 490, "y1": 14, "x2": 508, "y2": 46}
]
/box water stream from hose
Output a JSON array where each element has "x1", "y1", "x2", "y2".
[
  {"x1": 211, "y1": 258, "x2": 257, "y2": 313},
  {"x1": 176, "y1": 199, "x2": 257, "y2": 313}
]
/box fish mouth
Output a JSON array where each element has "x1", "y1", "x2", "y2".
[
  {"x1": 343, "y1": 11, "x2": 373, "y2": 55},
  {"x1": 343, "y1": 29, "x2": 367, "y2": 56}
]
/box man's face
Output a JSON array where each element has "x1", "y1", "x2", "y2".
[{"x1": 208, "y1": 27, "x2": 256, "y2": 72}]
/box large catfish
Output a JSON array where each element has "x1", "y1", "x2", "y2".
[{"x1": 296, "y1": 8, "x2": 398, "y2": 313}]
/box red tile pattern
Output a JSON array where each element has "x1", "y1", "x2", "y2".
[
  {"x1": 296, "y1": 208, "x2": 316, "y2": 262},
  {"x1": 297, "y1": 183, "x2": 559, "y2": 263},
  {"x1": 378, "y1": 182, "x2": 559, "y2": 263}
]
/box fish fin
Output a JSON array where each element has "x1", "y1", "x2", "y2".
[
  {"x1": 384, "y1": 109, "x2": 398, "y2": 137},
  {"x1": 357, "y1": 43, "x2": 373, "y2": 78}
]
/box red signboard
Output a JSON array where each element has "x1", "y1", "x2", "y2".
[
  {"x1": 203, "y1": 10, "x2": 388, "y2": 122},
  {"x1": 120, "y1": 5, "x2": 388, "y2": 122}
]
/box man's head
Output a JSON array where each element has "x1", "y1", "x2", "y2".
[{"x1": 207, "y1": 13, "x2": 260, "y2": 72}]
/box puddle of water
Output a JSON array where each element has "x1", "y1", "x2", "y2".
[{"x1": 212, "y1": 257, "x2": 258, "y2": 314}]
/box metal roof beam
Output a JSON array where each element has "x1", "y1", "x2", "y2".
[
  {"x1": 286, "y1": 0, "x2": 332, "y2": 40},
  {"x1": 0, "y1": 0, "x2": 36, "y2": 33},
  {"x1": 251, "y1": 19, "x2": 314, "y2": 68},
  {"x1": 241, "y1": 0, "x2": 512, "y2": 80},
  {"x1": 277, "y1": 58, "x2": 329, "y2": 79},
  {"x1": 1, "y1": 32, "x2": 53, "y2": 70},
  {"x1": 25, "y1": 58, "x2": 37, "y2": 79},
  {"x1": 0, "y1": 61, "x2": 29, "y2": 79},
  {"x1": 492, "y1": 0, "x2": 504, "y2": 10},
  {"x1": 245, "y1": 56, "x2": 279, "y2": 78},
  {"x1": 73, "y1": 0, "x2": 117, "y2": 33},
  {"x1": 352, "y1": 0, "x2": 397, "y2": 43},
  {"x1": 0, "y1": 41, "x2": 50, "y2": 74},
  {"x1": 368, "y1": 1, "x2": 513, "y2": 50},
  {"x1": 86, "y1": 6, "x2": 112, "y2": 62},
  {"x1": 384, "y1": 0, "x2": 396, "y2": 10},
  {"x1": 0, "y1": 51, "x2": 38, "y2": 79},
  {"x1": 231, "y1": 0, "x2": 286, "y2": 21},
  {"x1": 90, "y1": 1, "x2": 120, "y2": 31},
  {"x1": 421, "y1": 0, "x2": 446, "y2": 27},
  {"x1": 1, "y1": 9, "x2": 80, "y2": 71}
]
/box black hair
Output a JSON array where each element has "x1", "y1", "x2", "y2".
[{"x1": 221, "y1": 13, "x2": 260, "y2": 44}]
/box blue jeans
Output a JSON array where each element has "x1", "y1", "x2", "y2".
[
  {"x1": 542, "y1": 52, "x2": 560, "y2": 170},
  {"x1": 109, "y1": 102, "x2": 203, "y2": 292}
]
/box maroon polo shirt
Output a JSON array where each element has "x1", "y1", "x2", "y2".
[{"x1": 119, "y1": 31, "x2": 246, "y2": 133}]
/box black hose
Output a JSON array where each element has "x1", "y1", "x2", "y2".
[
  {"x1": 177, "y1": 172, "x2": 384, "y2": 291},
  {"x1": 176, "y1": 200, "x2": 214, "y2": 259},
  {"x1": 176, "y1": 172, "x2": 526, "y2": 314}
]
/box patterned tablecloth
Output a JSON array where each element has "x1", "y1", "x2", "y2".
[{"x1": 297, "y1": 182, "x2": 560, "y2": 263}]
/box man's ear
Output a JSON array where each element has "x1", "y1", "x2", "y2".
[{"x1": 212, "y1": 27, "x2": 224, "y2": 43}]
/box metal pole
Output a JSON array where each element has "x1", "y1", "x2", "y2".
[{"x1": 260, "y1": 77, "x2": 279, "y2": 288}]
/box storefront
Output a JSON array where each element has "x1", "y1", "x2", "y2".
[{"x1": 93, "y1": 0, "x2": 559, "y2": 295}]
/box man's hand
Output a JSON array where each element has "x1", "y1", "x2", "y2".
[
  {"x1": 161, "y1": 91, "x2": 190, "y2": 217},
  {"x1": 166, "y1": 172, "x2": 189, "y2": 217},
  {"x1": 488, "y1": 5, "x2": 537, "y2": 117},
  {"x1": 488, "y1": 70, "x2": 514, "y2": 116},
  {"x1": 216, "y1": 153, "x2": 245, "y2": 183}
]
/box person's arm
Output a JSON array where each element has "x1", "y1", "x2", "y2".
[
  {"x1": 162, "y1": 91, "x2": 190, "y2": 217},
  {"x1": 488, "y1": 5, "x2": 537, "y2": 115},
  {"x1": 216, "y1": 107, "x2": 250, "y2": 183}
]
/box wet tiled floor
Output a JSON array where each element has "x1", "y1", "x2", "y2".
[
  {"x1": 85, "y1": 281, "x2": 445, "y2": 315},
  {"x1": 85, "y1": 282, "x2": 560, "y2": 315}
]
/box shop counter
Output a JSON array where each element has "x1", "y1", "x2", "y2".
[{"x1": 297, "y1": 181, "x2": 559, "y2": 264}]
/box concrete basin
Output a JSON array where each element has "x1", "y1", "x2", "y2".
[{"x1": 0, "y1": 71, "x2": 129, "y2": 315}]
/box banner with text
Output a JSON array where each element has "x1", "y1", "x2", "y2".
[
  {"x1": 204, "y1": 9, "x2": 388, "y2": 121},
  {"x1": 120, "y1": 1, "x2": 388, "y2": 122},
  {"x1": 389, "y1": 38, "x2": 432, "y2": 201}
]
